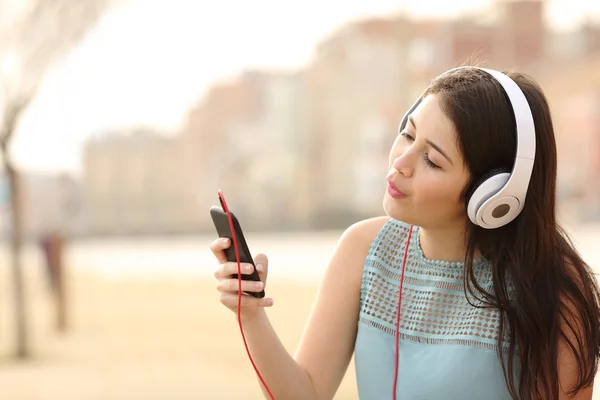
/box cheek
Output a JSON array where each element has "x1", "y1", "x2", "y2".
[{"x1": 415, "y1": 175, "x2": 465, "y2": 209}]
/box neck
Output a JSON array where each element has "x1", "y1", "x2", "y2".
[{"x1": 418, "y1": 222, "x2": 480, "y2": 263}]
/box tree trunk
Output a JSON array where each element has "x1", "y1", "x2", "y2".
[
  {"x1": 4, "y1": 161, "x2": 27, "y2": 358},
  {"x1": 1, "y1": 99, "x2": 32, "y2": 359},
  {"x1": 0, "y1": 0, "x2": 112, "y2": 359}
]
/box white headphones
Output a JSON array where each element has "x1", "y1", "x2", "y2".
[{"x1": 398, "y1": 66, "x2": 536, "y2": 229}]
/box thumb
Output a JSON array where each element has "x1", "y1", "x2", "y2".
[{"x1": 253, "y1": 253, "x2": 269, "y2": 286}]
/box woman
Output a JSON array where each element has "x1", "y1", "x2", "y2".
[{"x1": 211, "y1": 67, "x2": 600, "y2": 399}]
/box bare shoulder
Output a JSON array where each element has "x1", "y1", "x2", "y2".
[
  {"x1": 336, "y1": 216, "x2": 391, "y2": 254},
  {"x1": 323, "y1": 216, "x2": 391, "y2": 289}
]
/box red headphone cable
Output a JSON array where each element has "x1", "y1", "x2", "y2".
[
  {"x1": 392, "y1": 224, "x2": 413, "y2": 400},
  {"x1": 218, "y1": 190, "x2": 275, "y2": 400}
]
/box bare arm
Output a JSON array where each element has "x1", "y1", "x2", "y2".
[
  {"x1": 294, "y1": 217, "x2": 389, "y2": 399},
  {"x1": 557, "y1": 334, "x2": 594, "y2": 400},
  {"x1": 240, "y1": 307, "x2": 317, "y2": 399},
  {"x1": 212, "y1": 217, "x2": 388, "y2": 399},
  {"x1": 556, "y1": 263, "x2": 595, "y2": 400}
]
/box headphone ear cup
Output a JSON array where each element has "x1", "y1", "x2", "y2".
[
  {"x1": 466, "y1": 168, "x2": 511, "y2": 226},
  {"x1": 465, "y1": 168, "x2": 508, "y2": 202}
]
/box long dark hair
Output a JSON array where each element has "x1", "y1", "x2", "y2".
[{"x1": 425, "y1": 68, "x2": 600, "y2": 399}]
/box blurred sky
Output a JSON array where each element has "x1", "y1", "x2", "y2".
[{"x1": 9, "y1": 0, "x2": 600, "y2": 175}]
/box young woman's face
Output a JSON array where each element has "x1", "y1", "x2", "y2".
[{"x1": 384, "y1": 94, "x2": 471, "y2": 229}]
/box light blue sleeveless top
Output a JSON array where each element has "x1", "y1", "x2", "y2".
[{"x1": 354, "y1": 219, "x2": 520, "y2": 399}]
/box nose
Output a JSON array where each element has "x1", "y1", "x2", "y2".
[{"x1": 391, "y1": 151, "x2": 415, "y2": 178}]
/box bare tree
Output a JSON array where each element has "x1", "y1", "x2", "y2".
[{"x1": 0, "y1": 0, "x2": 118, "y2": 358}]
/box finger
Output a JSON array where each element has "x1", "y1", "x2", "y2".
[
  {"x1": 220, "y1": 293, "x2": 274, "y2": 308},
  {"x1": 210, "y1": 238, "x2": 230, "y2": 264},
  {"x1": 253, "y1": 253, "x2": 269, "y2": 285},
  {"x1": 217, "y1": 278, "x2": 264, "y2": 294},
  {"x1": 214, "y1": 262, "x2": 256, "y2": 279}
]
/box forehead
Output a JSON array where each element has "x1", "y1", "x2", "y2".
[{"x1": 410, "y1": 94, "x2": 462, "y2": 159}]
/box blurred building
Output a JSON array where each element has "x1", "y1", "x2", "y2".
[
  {"x1": 180, "y1": 77, "x2": 259, "y2": 228},
  {"x1": 0, "y1": 171, "x2": 84, "y2": 240},
  {"x1": 180, "y1": 69, "x2": 310, "y2": 231},
  {"x1": 82, "y1": 128, "x2": 196, "y2": 235},
  {"x1": 77, "y1": 0, "x2": 600, "y2": 235},
  {"x1": 405, "y1": 0, "x2": 548, "y2": 82},
  {"x1": 304, "y1": 17, "x2": 412, "y2": 226},
  {"x1": 535, "y1": 54, "x2": 600, "y2": 219}
]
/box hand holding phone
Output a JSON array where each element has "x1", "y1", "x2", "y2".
[{"x1": 210, "y1": 200, "x2": 265, "y2": 299}]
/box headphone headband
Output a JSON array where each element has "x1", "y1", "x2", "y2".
[{"x1": 398, "y1": 66, "x2": 537, "y2": 229}]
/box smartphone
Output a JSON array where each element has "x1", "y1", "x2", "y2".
[{"x1": 210, "y1": 205, "x2": 265, "y2": 299}]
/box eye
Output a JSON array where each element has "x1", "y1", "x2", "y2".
[
  {"x1": 400, "y1": 132, "x2": 414, "y2": 141},
  {"x1": 399, "y1": 132, "x2": 441, "y2": 169},
  {"x1": 424, "y1": 154, "x2": 441, "y2": 169}
]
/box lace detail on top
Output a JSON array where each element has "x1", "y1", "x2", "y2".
[{"x1": 359, "y1": 219, "x2": 511, "y2": 352}]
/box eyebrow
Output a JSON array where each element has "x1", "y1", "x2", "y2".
[
  {"x1": 408, "y1": 115, "x2": 417, "y2": 131},
  {"x1": 408, "y1": 115, "x2": 454, "y2": 166}
]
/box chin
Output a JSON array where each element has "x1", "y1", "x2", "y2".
[
  {"x1": 383, "y1": 194, "x2": 433, "y2": 228},
  {"x1": 382, "y1": 194, "x2": 413, "y2": 224}
]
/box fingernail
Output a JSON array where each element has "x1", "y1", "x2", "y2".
[
  {"x1": 254, "y1": 282, "x2": 263, "y2": 290},
  {"x1": 264, "y1": 298, "x2": 274, "y2": 306},
  {"x1": 256, "y1": 263, "x2": 264, "y2": 272},
  {"x1": 221, "y1": 238, "x2": 229, "y2": 245},
  {"x1": 244, "y1": 264, "x2": 253, "y2": 273}
]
